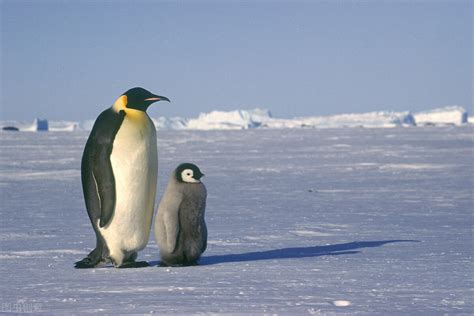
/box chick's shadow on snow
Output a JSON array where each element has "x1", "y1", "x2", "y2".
[{"x1": 196, "y1": 240, "x2": 419, "y2": 266}]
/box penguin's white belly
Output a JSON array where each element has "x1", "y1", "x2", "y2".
[{"x1": 100, "y1": 115, "x2": 157, "y2": 256}]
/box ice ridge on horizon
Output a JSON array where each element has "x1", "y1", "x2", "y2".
[{"x1": 0, "y1": 106, "x2": 469, "y2": 132}]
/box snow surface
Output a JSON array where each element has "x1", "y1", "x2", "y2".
[
  {"x1": 0, "y1": 127, "x2": 473, "y2": 314},
  {"x1": 1, "y1": 106, "x2": 469, "y2": 132}
]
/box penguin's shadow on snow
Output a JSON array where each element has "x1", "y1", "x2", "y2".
[{"x1": 195, "y1": 240, "x2": 419, "y2": 266}]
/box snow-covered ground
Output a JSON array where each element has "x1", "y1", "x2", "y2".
[{"x1": 0, "y1": 127, "x2": 472, "y2": 314}]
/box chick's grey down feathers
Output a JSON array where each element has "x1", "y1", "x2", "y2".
[{"x1": 155, "y1": 166, "x2": 207, "y2": 266}]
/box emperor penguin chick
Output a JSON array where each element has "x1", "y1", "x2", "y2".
[{"x1": 155, "y1": 163, "x2": 207, "y2": 266}]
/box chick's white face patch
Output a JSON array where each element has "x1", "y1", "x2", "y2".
[{"x1": 181, "y1": 169, "x2": 200, "y2": 183}]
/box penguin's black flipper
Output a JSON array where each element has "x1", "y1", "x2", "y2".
[
  {"x1": 81, "y1": 109, "x2": 125, "y2": 228},
  {"x1": 93, "y1": 146, "x2": 118, "y2": 228}
]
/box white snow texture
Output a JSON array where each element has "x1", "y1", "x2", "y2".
[{"x1": 0, "y1": 126, "x2": 472, "y2": 314}]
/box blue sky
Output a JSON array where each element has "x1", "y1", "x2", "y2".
[{"x1": 1, "y1": 0, "x2": 472, "y2": 121}]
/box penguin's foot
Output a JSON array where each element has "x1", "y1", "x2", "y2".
[
  {"x1": 110, "y1": 252, "x2": 148, "y2": 268},
  {"x1": 158, "y1": 260, "x2": 199, "y2": 267},
  {"x1": 181, "y1": 260, "x2": 199, "y2": 267},
  {"x1": 74, "y1": 256, "x2": 106, "y2": 269},
  {"x1": 75, "y1": 246, "x2": 108, "y2": 269},
  {"x1": 118, "y1": 261, "x2": 150, "y2": 269}
]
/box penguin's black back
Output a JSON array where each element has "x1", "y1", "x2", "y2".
[{"x1": 81, "y1": 108, "x2": 126, "y2": 228}]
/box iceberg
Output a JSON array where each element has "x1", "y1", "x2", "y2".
[
  {"x1": 151, "y1": 117, "x2": 188, "y2": 130},
  {"x1": 413, "y1": 106, "x2": 468, "y2": 126},
  {"x1": 1, "y1": 106, "x2": 469, "y2": 132},
  {"x1": 186, "y1": 109, "x2": 272, "y2": 130},
  {"x1": 49, "y1": 121, "x2": 79, "y2": 132},
  {"x1": 264, "y1": 111, "x2": 415, "y2": 129},
  {"x1": 9, "y1": 118, "x2": 50, "y2": 132}
]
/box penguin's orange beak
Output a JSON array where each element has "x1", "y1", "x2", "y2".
[{"x1": 145, "y1": 95, "x2": 170, "y2": 103}]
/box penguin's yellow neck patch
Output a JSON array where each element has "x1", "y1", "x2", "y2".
[
  {"x1": 112, "y1": 95, "x2": 128, "y2": 112},
  {"x1": 125, "y1": 108, "x2": 148, "y2": 122},
  {"x1": 112, "y1": 94, "x2": 147, "y2": 122}
]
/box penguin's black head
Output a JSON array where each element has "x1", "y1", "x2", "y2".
[
  {"x1": 176, "y1": 163, "x2": 205, "y2": 184},
  {"x1": 122, "y1": 87, "x2": 170, "y2": 112}
]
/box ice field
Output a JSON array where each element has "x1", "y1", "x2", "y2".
[{"x1": 0, "y1": 127, "x2": 472, "y2": 314}]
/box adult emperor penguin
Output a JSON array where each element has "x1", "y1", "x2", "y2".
[
  {"x1": 75, "y1": 87, "x2": 170, "y2": 268},
  {"x1": 155, "y1": 163, "x2": 207, "y2": 266}
]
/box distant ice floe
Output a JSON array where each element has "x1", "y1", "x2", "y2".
[
  {"x1": 1, "y1": 106, "x2": 469, "y2": 132},
  {"x1": 413, "y1": 106, "x2": 468, "y2": 126},
  {"x1": 1, "y1": 119, "x2": 80, "y2": 132},
  {"x1": 264, "y1": 111, "x2": 416, "y2": 129},
  {"x1": 186, "y1": 108, "x2": 271, "y2": 130},
  {"x1": 151, "y1": 116, "x2": 188, "y2": 130}
]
